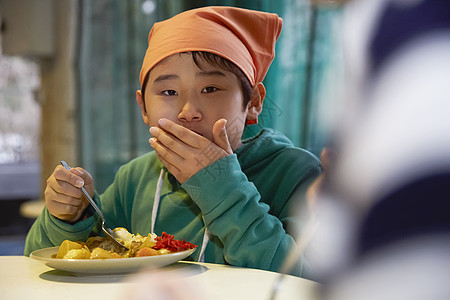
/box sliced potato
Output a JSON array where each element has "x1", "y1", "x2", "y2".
[
  {"x1": 63, "y1": 247, "x2": 91, "y2": 259},
  {"x1": 90, "y1": 247, "x2": 120, "y2": 259},
  {"x1": 56, "y1": 240, "x2": 83, "y2": 259},
  {"x1": 157, "y1": 249, "x2": 171, "y2": 255},
  {"x1": 136, "y1": 247, "x2": 159, "y2": 257}
]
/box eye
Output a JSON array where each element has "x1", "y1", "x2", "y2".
[
  {"x1": 201, "y1": 86, "x2": 218, "y2": 93},
  {"x1": 161, "y1": 90, "x2": 178, "y2": 96}
]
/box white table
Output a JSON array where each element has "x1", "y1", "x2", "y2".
[{"x1": 0, "y1": 256, "x2": 319, "y2": 300}]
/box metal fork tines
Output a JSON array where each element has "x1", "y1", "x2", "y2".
[{"x1": 60, "y1": 160, "x2": 128, "y2": 251}]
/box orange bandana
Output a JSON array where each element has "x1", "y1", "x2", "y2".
[{"x1": 139, "y1": 6, "x2": 283, "y2": 87}]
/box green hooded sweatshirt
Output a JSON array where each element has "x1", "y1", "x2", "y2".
[{"x1": 24, "y1": 128, "x2": 321, "y2": 277}]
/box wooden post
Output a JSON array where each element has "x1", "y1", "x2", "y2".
[{"x1": 39, "y1": 0, "x2": 79, "y2": 199}]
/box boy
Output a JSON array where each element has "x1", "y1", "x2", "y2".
[{"x1": 25, "y1": 6, "x2": 321, "y2": 277}]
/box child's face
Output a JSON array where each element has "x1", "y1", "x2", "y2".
[{"x1": 138, "y1": 53, "x2": 252, "y2": 150}]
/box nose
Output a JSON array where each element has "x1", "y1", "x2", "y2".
[{"x1": 177, "y1": 98, "x2": 202, "y2": 122}]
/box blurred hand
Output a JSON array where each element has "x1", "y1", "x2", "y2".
[
  {"x1": 149, "y1": 118, "x2": 233, "y2": 183},
  {"x1": 306, "y1": 147, "x2": 336, "y2": 212},
  {"x1": 44, "y1": 165, "x2": 95, "y2": 222}
]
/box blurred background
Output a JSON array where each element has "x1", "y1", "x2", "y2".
[{"x1": 0, "y1": 0, "x2": 343, "y2": 255}]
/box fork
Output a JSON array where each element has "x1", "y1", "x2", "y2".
[{"x1": 60, "y1": 160, "x2": 129, "y2": 251}]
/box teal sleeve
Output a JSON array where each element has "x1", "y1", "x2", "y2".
[
  {"x1": 182, "y1": 154, "x2": 308, "y2": 277},
  {"x1": 23, "y1": 197, "x2": 100, "y2": 256}
]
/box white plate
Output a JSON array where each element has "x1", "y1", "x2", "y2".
[{"x1": 31, "y1": 246, "x2": 196, "y2": 275}]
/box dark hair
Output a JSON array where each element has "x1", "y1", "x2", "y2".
[{"x1": 141, "y1": 51, "x2": 253, "y2": 111}]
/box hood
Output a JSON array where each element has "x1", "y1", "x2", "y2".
[{"x1": 236, "y1": 128, "x2": 295, "y2": 170}]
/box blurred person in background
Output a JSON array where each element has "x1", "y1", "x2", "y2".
[{"x1": 307, "y1": 0, "x2": 450, "y2": 298}]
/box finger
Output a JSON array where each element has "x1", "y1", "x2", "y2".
[
  {"x1": 69, "y1": 167, "x2": 95, "y2": 197},
  {"x1": 53, "y1": 165, "x2": 85, "y2": 188},
  {"x1": 149, "y1": 137, "x2": 185, "y2": 168},
  {"x1": 45, "y1": 187, "x2": 83, "y2": 220},
  {"x1": 212, "y1": 119, "x2": 233, "y2": 155},
  {"x1": 155, "y1": 152, "x2": 182, "y2": 179},
  {"x1": 48, "y1": 197, "x2": 82, "y2": 215},
  {"x1": 150, "y1": 126, "x2": 194, "y2": 158},
  {"x1": 47, "y1": 173, "x2": 83, "y2": 199},
  {"x1": 45, "y1": 185, "x2": 83, "y2": 207},
  {"x1": 48, "y1": 200, "x2": 81, "y2": 221},
  {"x1": 70, "y1": 167, "x2": 94, "y2": 186},
  {"x1": 157, "y1": 118, "x2": 204, "y2": 148}
]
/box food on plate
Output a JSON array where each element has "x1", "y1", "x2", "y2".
[{"x1": 55, "y1": 228, "x2": 196, "y2": 259}]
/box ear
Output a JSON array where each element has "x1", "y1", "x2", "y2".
[
  {"x1": 136, "y1": 90, "x2": 149, "y2": 125},
  {"x1": 246, "y1": 82, "x2": 266, "y2": 122}
]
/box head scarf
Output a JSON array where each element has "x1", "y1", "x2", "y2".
[{"x1": 139, "y1": 6, "x2": 283, "y2": 87}]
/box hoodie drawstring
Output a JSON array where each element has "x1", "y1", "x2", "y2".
[
  {"x1": 151, "y1": 168, "x2": 166, "y2": 234},
  {"x1": 198, "y1": 226, "x2": 210, "y2": 262},
  {"x1": 152, "y1": 168, "x2": 210, "y2": 262}
]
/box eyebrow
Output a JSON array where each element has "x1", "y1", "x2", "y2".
[
  {"x1": 152, "y1": 70, "x2": 226, "y2": 84},
  {"x1": 196, "y1": 70, "x2": 227, "y2": 77},
  {"x1": 153, "y1": 74, "x2": 179, "y2": 83}
]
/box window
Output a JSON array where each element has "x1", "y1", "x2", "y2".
[{"x1": 0, "y1": 37, "x2": 41, "y2": 239}]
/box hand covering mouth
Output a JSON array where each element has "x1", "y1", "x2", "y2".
[
  {"x1": 182, "y1": 126, "x2": 205, "y2": 137},
  {"x1": 190, "y1": 129, "x2": 205, "y2": 137}
]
